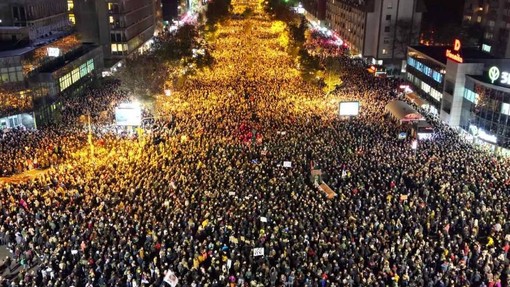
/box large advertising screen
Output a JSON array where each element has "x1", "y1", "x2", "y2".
[
  {"x1": 115, "y1": 103, "x2": 142, "y2": 126},
  {"x1": 339, "y1": 101, "x2": 360, "y2": 116}
]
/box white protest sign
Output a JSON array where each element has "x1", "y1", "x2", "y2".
[
  {"x1": 260, "y1": 217, "x2": 267, "y2": 223},
  {"x1": 283, "y1": 161, "x2": 292, "y2": 168},
  {"x1": 163, "y1": 270, "x2": 179, "y2": 287},
  {"x1": 253, "y1": 247, "x2": 264, "y2": 257},
  {"x1": 228, "y1": 191, "x2": 235, "y2": 196}
]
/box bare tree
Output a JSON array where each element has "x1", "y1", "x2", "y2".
[
  {"x1": 394, "y1": 19, "x2": 420, "y2": 57},
  {"x1": 115, "y1": 54, "x2": 168, "y2": 101}
]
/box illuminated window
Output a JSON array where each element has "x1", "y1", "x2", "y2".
[
  {"x1": 80, "y1": 63, "x2": 88, "y2": 77},
  {"x1": 111, "y1": 44, "x2": 118, "y2": 52},
  {"x1": 382, "y1": 49, "x2": 387, "y2": 55},
  {"x1": 108, "y1": 3, "x2": 113, "y2": 10},
  {"x1": 87, "y1": 59, "x2": 94, "y2": 73},
  {"x1": 477, "y1": 16, "x2": 482, "y2": 23},
  {"x1": 429, "y1": 88, "x2": 443, "y2": 102},
  {"x1": 421, "y1": 81, "x2": 431, "y2": 94},
  {"x1": 123, "y1": 44, "x2": 128, "y2": 51},
  {"x1": 71, "y1": 68, "x2": 80, "y2": 83},
  {"x1": 464, "y1": 89, "x2": 479, "y2": 104},
  {"x1": 59, "y1": 73, "x2": 73, "y2": 92},
  {"x1": 69, "y1": 14, "x2": 75, "y2": 24},
  {"x1": 502, "y1": 103, "x2": 510, "y2": 115},
  {"x1": 67, "y1": 0, "x2": 74, "y2": 11},
  {"x1": 109, "y1": 16, "x2": 114, "y2": 24}
]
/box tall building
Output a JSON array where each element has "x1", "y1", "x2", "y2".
[
  {"x1": 404, "y1": 38, "x2": 510, "y2": 155},
  {"x1": 301, "y1": 0, "x2": 327, "y2": 21},
  {"x1": 0, "y1": 0, "x2": 70, "y2": 41},
  {"x1": 0, "y1": 0, "x2": 103, "y2": 128},
  {"x1": 461, "y1": 0, "x2": 510, "y2": 57},
  {"x1": 326, "y1": 0, "x2": 425, "y2": 69},
  {"x1": 74, "y1": 0, "x2": 159, "y2": 63}
]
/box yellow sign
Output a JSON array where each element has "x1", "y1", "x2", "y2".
[{"x1": 446, "y1": 39, "x2": 463, "y2": 63}]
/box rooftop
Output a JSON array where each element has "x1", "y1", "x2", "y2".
[
  {"x1": 37, "y1": 45, "x2": 99, "y2": 74},
  {"x1": 0, "y1": 31, "x2": 75, "y2": 59},
  {"x1": 409, "y1": 45, "x2": 497, "y2": 65}
]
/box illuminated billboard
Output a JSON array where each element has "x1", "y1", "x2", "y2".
[
  {"x1": 339, "y1": 101, "x2": 360, "y2": 116},
  {"x1": 47, "y1": 47, "x2": 61, "y2": 57},
  {"x1": 115, "y1": 103, "x2": 142, "y2": 126}
]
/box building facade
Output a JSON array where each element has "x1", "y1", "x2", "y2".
[
  {"x1": 74, "y1": 0, "x2": 159, "y2": 63},
  {"x1": 301, "y1": 0, "x2": 327, "y2": 21},
  {"x1": 0, "y1": 0, "x2": 70, "y2": 41},
  {"x1": 405, "y1": 46, "x2": 446, "y2": 115},
  {"x1": 326, "y1": 0, "x2": 424, "y2": 69},
  {"x1": 461, "y1": 73, "x2": 510, "y2": 152},
  {"x1": 0, "y1": 36, "x2": 103, "y2": 128},
  {"x1": 462, "y1": 0, "x2": 510, "y2": 58},
  {"x1": 405, "y1": 39, "x2": 510, "y2": 155}
]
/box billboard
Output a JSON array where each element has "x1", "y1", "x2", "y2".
[
  {"x1": 115, "y1": 103, "x2": 142, "y2": 126},
  {"x1": 339, "y1": 101, "x2": 360, "y2": 116},
  {"x1": 47, "y1": 47, "x2": 61, "y2": 57}
]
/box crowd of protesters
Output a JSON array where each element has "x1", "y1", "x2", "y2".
[
  {"x1": 0, "y1": 0, "x2": 509, "y2": 286},
  {"x1": 0, "y1": 81, "x2": 131, "y2": 177}
]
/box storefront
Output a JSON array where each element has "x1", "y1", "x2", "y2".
[
  {"x1": 404, "y1": 39, "x2": 510, "y2": 156},
  {"x1": 460, "y1": 72, "x2": 510, "y2": 156},
  {"x1": 405, "y1": 46, "x2": 446, "y2": 114},
  {"x1": 30, "y1": 44, "x2": 103, "y2": 126}
]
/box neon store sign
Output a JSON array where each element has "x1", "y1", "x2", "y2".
[
  {"x1": 446, "y1": 39, "x2": 463, "y2": 63},
  {"x1": 487, "y1": 66, "x2": 510, "y2": 86}
]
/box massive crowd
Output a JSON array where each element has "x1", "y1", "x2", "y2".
[{"x1": 0, "y1": 0, "x2": 510, "y2": 286}]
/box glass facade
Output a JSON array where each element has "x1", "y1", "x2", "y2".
[
  {"x1": 461, "y1": 81, "x2": 510, "y2": 149},
  {"x1": 58, "y1": 59, "x2": 96, "y2": 92},
  {"x1": 407, "y1": 57, "x2": 444, "y2": 84},
  {"x1": 405, "y1": 56, "x2": 445, "y2": 108}
]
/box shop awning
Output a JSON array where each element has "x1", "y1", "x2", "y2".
[{"x1": 385, "y1": 100, "x2": 424, "y2": 122}]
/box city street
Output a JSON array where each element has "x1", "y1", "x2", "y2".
[{"x1": 0, "y1": 0, "x2": 509, "y2": 286}]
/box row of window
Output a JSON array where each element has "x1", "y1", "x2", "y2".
[
  {"x1": 420, "y1": 81, "x2": 443, "y2": 101},
  {"x1": 1, "y1": 66, "x2": 24, "y2": 83},
  {"x1": 59, "y1": 59, "x2": 94, "y2": 92},
  {"x1": 111, "y1": 43, "x2": 129, "y2": 55},
  {"x1": 464, "y1": 88, "x2": 480, "y2": 105},
  {"x1": 470, "y1": 84, "x2": 510, "y2": 118},
  {"x1": 407, "y1": 57, "x2": 444, "y2": 84},
  {"x1": 407, "y1": 73, "x2": 443, "y2": 102}
]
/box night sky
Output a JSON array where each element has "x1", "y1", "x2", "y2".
[{"x1": 422, "y1": 0, "x2": 465, "y2": 30}]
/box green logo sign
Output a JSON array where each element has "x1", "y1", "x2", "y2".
[{"x1": 489, "y1": 66, "x2": 500, "y2": 83}]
